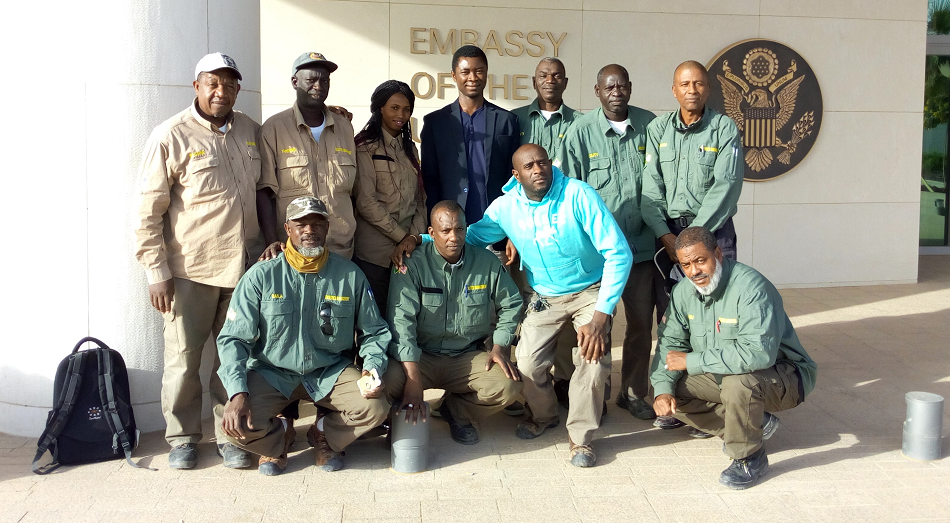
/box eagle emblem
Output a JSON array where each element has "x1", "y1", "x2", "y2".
[{"x1": 718, "y1": 47, "x2": 816, "y2": 172}]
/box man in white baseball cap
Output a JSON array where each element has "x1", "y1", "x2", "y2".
[{"x1": 134, "y1": 52, "x2": 266, "y2": 470}]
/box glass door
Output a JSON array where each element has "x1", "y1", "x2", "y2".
[{"x1": 921, "y1": 52, "x2": 950, "y2": 246}]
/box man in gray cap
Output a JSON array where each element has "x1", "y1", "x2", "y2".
[
  {"x1": 217, "y1": 196, "x2": 393, "y2": 476},
  {"x1": 135, "y1": 52, "x2": 266, "y2": 470},
  {"x1": 258, "y1": 52, "x2": 360, "y2": 261}
]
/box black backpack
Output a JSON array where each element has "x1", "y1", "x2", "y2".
[{"x1": 31, "y1": 337, "x2": 155, "y2": 474}]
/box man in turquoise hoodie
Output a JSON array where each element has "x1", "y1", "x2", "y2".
[{"x1": 410, "y1": 143, "x2": 633, "y2": 467}]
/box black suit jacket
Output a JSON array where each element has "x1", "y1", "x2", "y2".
[{"x1": 420, "y1": 100, "x2": 520, "y2": 216}]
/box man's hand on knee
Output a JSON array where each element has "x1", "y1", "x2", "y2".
[
  {"x1": 222, "y1": 392, "x2": 253, "y2": 439},
  {"x1": 400, "y1": 378, "x2": 426, "y2": 424},
  {"x1": 653, "y1": 394, "x2": 676, "y2": 417},
  {"x1": 577, "y1": 311, "x2": 610, "y2": 364},
  {"x1": 486, "y1": 344, "x2": 520, "y2": 380}
]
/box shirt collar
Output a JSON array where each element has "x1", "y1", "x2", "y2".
[
  {"x1": 382, "y1": 128, "x2": 403, "y2": 152},
  {"x1": 528, "y1": 98, "x2": 566, "y2": 118},
  {"x1": 674, "y1": 107, "x2": 707, "y2": 132},
  {"x1": 293, "y1": 103, "x2": 334, "y2": 130},
  {"x1": 439, "y1": 246, "x2": 466, "y2": 270},
  {"x1": 597, "y1": 106, "x2": 634, "y2": 136},
  {"x1": 190, "y1": 98, "x2": 233, "y2": 133}
]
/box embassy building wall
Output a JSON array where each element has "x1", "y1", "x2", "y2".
[{"x1": 0, "y1": 0, "x2": 927, "y2": 437}]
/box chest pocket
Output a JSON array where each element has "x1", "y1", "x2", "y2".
[
  {"x1": 372, "y1": 157, "x2": 399, "y2": 203},
  {"x1": 333, "y1": 152, "x2": 357, "y2": 192},
  {"x1": 716, "y1": 318, "x2": 739, "y2": 348},
  {"x1": 315, "y1": 300, "x2": 356, "y2": 351},
  {"x1": 587, "y1": 158, "x2": 615, "y2": 194},
  {"x1": 460, "y1": 289, "x2": 489, "y2": 332},
  {"x1": 245, "y1": 146, "x2": 262, "y2": 184},
  {"x1": 691, "y1": 147, "x2": 717, "y2": 193},
  {"x1": 420, "y1": 290, "x2": 445, "y2": 326},
  {"x1": 261, "y1": 300, "x2": 293, "y2": 343},
  {"x1": 277, "y1": 154, "x2": 311, "y2": 195},
  {"x1": 182, "y1": 155, "x2": 224, "y2": 205},
  {"x1": 687, "y1": 318, "x2": 709, "y2": 353}
]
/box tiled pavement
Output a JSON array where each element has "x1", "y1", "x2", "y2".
[{"x1": 3, "y1": 257, "x2": 950, "y2": 522}]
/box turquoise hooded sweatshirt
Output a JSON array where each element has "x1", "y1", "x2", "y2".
[{"x1": 465, "y1": 166, "x2": 633, "y2": 315}]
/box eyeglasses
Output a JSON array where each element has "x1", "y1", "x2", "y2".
[{"x1": 319, "y1": 302, "x2": 333, "y2": 336}]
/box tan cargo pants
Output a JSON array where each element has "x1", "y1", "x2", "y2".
[
  {"x1": 508, "y1": 262, "x2": 575, "y2": 383},
  {"x1": 672, "y1": 361, "x2": 804, "y2": 458},
  {"x1": 516, "y1": 284, "x2": 611, "y2": 446},
  {"x1": 161, "y1": 278, "x2": 231, "y2": 446},
  {"x1": 225, "y1": 367, "x2": 392, "y2": 458},
  {"x1": 384, "y1": 350, "x2": 523, "y2": 424}
]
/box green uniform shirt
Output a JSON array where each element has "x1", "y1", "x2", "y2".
[
  {"x1": 512, "y1": 98, "x2": 583, "y2": 164},
  {"x1": 387, "y1": 242, "x2": 523, "y2": 362},
  {"x1": 650, "y1": 258, "x2": 817, "y2": 399},
  {"x1": 217, "y1": 253, "x2": 390, "y2": 401},
  {"x1": 642, "y1": 108, "x2": 743, "y2": 238},
  {"x1": 560, "y1": 106, "x2": 657, "y2": 264}
]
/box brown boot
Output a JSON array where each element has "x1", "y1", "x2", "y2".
[
  {"x1": 568, "y1": 437, "x2": 596, "y2": 468},
  {"x1": 307, "y1": 422, "x2": 344, "y2": 472},
  {"x1": 258, "y1": 418, "x2": 295, "y2": 476}
]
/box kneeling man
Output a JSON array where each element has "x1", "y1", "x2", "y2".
[
  {"x1": 651, "y1": 227, "x2": 817, "y2": 489},
  {"x1": 217, "y1": 197, "x2": 392, "y2": 475},
  {"x1": 386, "y1": 201, "x2": 524, "y2": 444}
]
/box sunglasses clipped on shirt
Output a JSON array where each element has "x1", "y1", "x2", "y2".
[{"x1": 320, "y1": 301, "x2": 333, "y2": 336}]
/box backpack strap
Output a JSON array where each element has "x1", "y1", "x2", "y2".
[
  {"x1": 96, "y1": 347, "x2": 156, "y2": 471},
  {"x1": 32, "y1": 352, "x2": 87, "y2": 475}
]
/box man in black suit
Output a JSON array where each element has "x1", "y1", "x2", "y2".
[{"x1": 420, "y1": 45, "x2": 520, "y2": 224}]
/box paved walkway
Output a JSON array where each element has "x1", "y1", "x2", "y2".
[{"x1": 3, "y1": 257, "x2": 950, "y2": 522}]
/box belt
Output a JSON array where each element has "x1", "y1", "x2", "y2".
[{"x1": 672, "y1": 215, "x2": 694, "y2": 228}]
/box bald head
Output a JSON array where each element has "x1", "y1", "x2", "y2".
[
  {"x1": 511, "y1": 144, "x2": 553, "y2": 201},
  {"x1": 597, "y1": 63, "x2": 629, "y2": 84},
  {"x1": 673, "y1": 60, "x2": 709, "y2": 84}
]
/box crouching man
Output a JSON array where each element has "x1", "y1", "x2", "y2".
[
  {"x1": 650, "y1": 227, "x2": 817, "y2": 489},
  {"x1": 385, "y1": 201, "x2": 524, "y2": 444},
  {"x1": 217, "y1": 197, "x2": 392, "y2": 475}
]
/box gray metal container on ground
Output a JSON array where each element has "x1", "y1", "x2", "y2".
[
  {"x1": 902, "y1": 391, "x2": 944, "y2": 461},
  {"x1": 391, "y1": 401, "x2": 430, "y2": 473}
]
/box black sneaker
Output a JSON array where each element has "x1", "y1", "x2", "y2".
[
  {"x1": 654, "y1": 416, "x2": 686, "y2": 430},
  {"x1": 762, "y1": 412, "x2": 780, "y2": 440},
  {"x1": 616, "y1": 394, "x2": 657, "y2": 420},
  {"x1": 719, "y1": 446, "x2": 769, "y2": 489},
  {"x1": 503, "y1": 401, "x2": 526, "y2": 417},
  {"x1": 688, "y1": 427, "x2": 715, "y2": 439},
  {"x1": 438, "y1": 402, "x2": 479, "y2": 445},
  {"x1": 168, "y1": 443, "x2": 198, "y2": 469},
  {"x1": 217, "y1": 442, "x2": 253, "y2": 469}
]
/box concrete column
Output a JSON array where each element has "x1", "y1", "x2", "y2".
[{"x1": 0, "y1": 0, "x2": 261, "y2": 437}]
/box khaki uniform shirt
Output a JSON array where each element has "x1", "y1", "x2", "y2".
[
  {"x1": 354, "y1": 130, "x2": 427, "y2": 267},
  {"x1": 387, "y1": 242, "x2": 522, "y2": 362},
  {"x1": 134, "y1": 101, "x2": 265, "y2": 288},
  {"x1": 217, "y1": 252, "x2": 390, "y2": 401},
  {"x1": 560, "y1": 106, "x2": 657, "y2": 264},
  {"x1": 259, "y1": 104, "x2": 359, "y2": 258}
]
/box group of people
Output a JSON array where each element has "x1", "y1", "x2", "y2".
[{"x1": 134, "y1": 45, "x2": 817, "y2": 490}]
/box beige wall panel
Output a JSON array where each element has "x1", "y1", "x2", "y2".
[
  {"x1": 392, "y1": 0, "x2": 582, "y2": 9},
  {"x1": 583, "y1": 0, "x2": 759, "y2": 16},
  {"x1": 737, "y1": 179, "x2": 754, "y2": 205},
  {"x1": 759, "y1": 16, "x2": 927, "y2": 113},
  {"x1": 760, "y1": 0, "x2": 928, "y2": 22},
  {"x1": 752, "y1": 202, "x2": 919, "y2": 286},
  {"x1": 752, "y1": 111, "x2": 923, "y2": 205},
  {"x1": 734, "y1": 204, "x2": 754, "y2": 267},
  {"x1": 580, "y1": 11, "x2": 758, "y2": 113},
  {"x1": 389, "y1": 4, "x2": 583, "y2": 112},
  {"x1": 261, "y1": 0, "x2": 391, "y2": 111},
  {"x1": 210, "y1": 0, "x2": 263, "y2": 94}
]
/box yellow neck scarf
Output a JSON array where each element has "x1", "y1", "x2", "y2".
[{"x1": 284, "y1": 240, "x2": 329, "y2": 273}]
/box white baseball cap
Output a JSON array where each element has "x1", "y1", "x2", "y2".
[{"x1": 194, "y1": 52, "x2": 242, "y2": 81}]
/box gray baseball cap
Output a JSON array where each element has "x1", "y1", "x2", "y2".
[
  {"x1": 286, "y1": 197, "x2": 329, "y2": 221},
  {"x1": 292, "y1": 51, "x2": 338, "y2": 75}
]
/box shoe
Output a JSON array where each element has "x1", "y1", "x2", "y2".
[
  {"x1": 217, "y1": 442, "x2": 253, "y2": 469},
  {"x1": 688, "y1": 427, "x2": 715, "y2": 439},
  {"x1": 168, "y1": 443, "x2": 198, "y2": 469},
  {"x1": 258, "y1": 418, "x2": 296, "y2": 476},
  {"x1": 616, "y1": 394, "x2": 657, "y2": 420},
  {"x1": 719, "y1": 446, "x2": 769, "y2": 490},
  {"x1": 437, "y1": 402, "x2": 479, "y2": 445},
  {"x1": 762, "y1": 412, "x2": 780, "y2": 440},
  {"x1": 503, "y1": 401, "x2": 526, "y2": 417},
  {"x1": 553, "y1": 380, "x2": 570, "y2": 409},
  {"x1": 515, "y1": 418, "x2": 559, "y2": 440},
  {"x1": 569, "y1": 439, "x2": 597, "y2": 468},
  {"x1": 307, "y1": 423, "x2": 344, "y2": 472},
  {"x1": 654, "y1": 416, "x2": 686, "y2": 430}
]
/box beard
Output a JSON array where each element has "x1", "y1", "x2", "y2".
[
  {"x1": 688, "y1": 259, "x2": 723, "y2": 296},
  {"x1": 297, "y1": 245, "x2": 325, "y2": 258}
]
